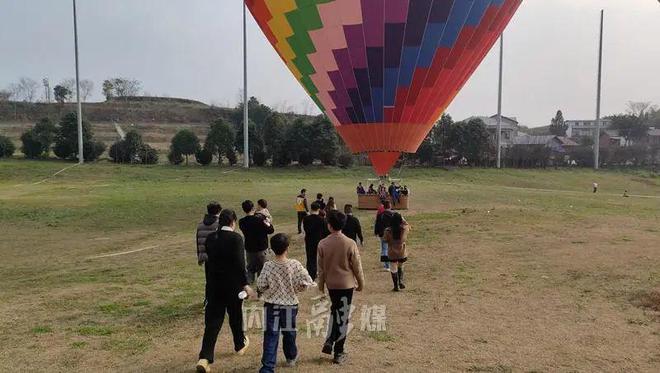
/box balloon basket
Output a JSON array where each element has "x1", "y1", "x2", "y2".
[{"x1": 357, "y1": 195, "x2": 409, "y2": 211}]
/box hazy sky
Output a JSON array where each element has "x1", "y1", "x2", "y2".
[{"x1": 1, "y1": 0, "x2": 659, "y2": 127}]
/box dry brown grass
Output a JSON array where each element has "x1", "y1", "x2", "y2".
[{"x1": 0, "y1": 163, "x2": 658, "y2": 372}]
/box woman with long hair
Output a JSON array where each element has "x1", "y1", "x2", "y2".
[
  {"x1": 325, "y1": 197, "x2": 337, "y2": 214},
  {"x1": 383, "y1": 213, "x2": 410, "y2": 292}
]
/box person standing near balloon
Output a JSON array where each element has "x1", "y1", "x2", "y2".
[
  {"x1": 325, "y1": 197, "x2": 337, "y2": 214},
  {"x1": 256, "y1": 233, "x2": 315, "y2": 372},
  {"x1": 383, "y1": 213, "x2": 410, "y2": 292},
  {"x1": 196, "y1": 209, "x2": 255, "y2": 373},
  {"x1": 317, "y1": 211, "x2": 365, "y2": 365},
  {"x1": 239, "y1": 200, "x2": 275, "y2": 284},
  {"x1": 356, "y1": 182, "x2": 366, "y2": 195},
  {"x1": 342, "y1": 204, "x2": 364, "y2": 246},
  {"x1": 374, "y1": 201, "x2": 394, "y2": 271},
  {"x1": 295, "y1": 189, "x2": 309, "y2": 234},
  {"x1": 302, "y1": 202, "x2": 325, "y2": 280}
]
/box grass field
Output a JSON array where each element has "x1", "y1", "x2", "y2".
[{"x1": 0, "y1": 160, "x2": 659, "y2": 372}]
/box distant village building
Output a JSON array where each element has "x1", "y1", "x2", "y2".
[
  {"x1": 647, "y1": 127, "x2": 660, "y2": 147},
  {"x1": 463, "y1": 115, "x2": 521, "y2": 146},
  {"x1": 600, "y1": 129, "x2": 628, "y2": 148},
  {"x1": 512, "y1": 135, "x2": 579, "y2": 153},
  {"x1": 565, "y1": 119, "x2": 613, "y2": 138}
]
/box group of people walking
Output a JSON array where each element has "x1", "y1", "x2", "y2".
[{"x1": 193, "y1": 187, "x2": 409, "y2": 372}]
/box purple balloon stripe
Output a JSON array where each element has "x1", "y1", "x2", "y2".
[
  {"x1": 328, "y1": 70, "x2": 352, "y2": 108},
  {"x1": 333, "y1": 48, "x2": 358, "y2": 89},
  {"x1": 362, "y1": 0, "x2": 384, "y2": 47},
  {"x1": 344, "y1": 24, "x2": 368, "y2": 68},
  {"x1": 385, "y1": 0, "x2": 410, "y2": 23}
]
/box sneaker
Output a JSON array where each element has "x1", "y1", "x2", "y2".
[
  {"x1": 321, "y1": 342, "x2": 333, "y2": 355},
  {"x1": 286, "y1": 359, "x2": 297, "y2": 367},
  {"x1": 333, "y1": 352, "x2": 348, "y2": 365},
  {"x1": 196, "y1": 359, "x2": 210, "y2": 373},
  {"x1": 236, "y1": 336, "x2": 250, "y2": 355}
]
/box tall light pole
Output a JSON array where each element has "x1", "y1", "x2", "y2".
[
  {"x1": 73, "y1": 0, "x2": 84, "y2": 164},
  {"x1": 242, "y1": 0, "x2": 249, "y2": 169},
  {"x1": 496, "y1": 33, "x2": 504, "y2": 169},
  {"x1": 594, "y1": 10, "x2": 604, "y2": 170},
  {"x1": 42, "y1": 78, "x2": 50, "y2": 103}
]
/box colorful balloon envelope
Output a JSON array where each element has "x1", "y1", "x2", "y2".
[{"x1": 247, "y1": 0, "x2": 522, "y2": 175}]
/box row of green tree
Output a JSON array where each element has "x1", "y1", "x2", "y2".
[
  {"x1": 0, "y1": 113, "x2": 106, "y2": 161},
  {"x1": 412, "y1": 114, "x2": 494, "y2": 167},
  {"x1": 165, "y1": 111, "x2": 353, "y2": 168}
]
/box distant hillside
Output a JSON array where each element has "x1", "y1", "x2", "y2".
[
  {"x1": 0, "y1": 97, "x2": 233, "y2": 124},
  {"x1": 0, "y1": 97, "x2": 311, "y2": 152}
]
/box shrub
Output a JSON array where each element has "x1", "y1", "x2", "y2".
[
  {"x1": 338, "y1": 153, "x2": 354, "y2": 168},
  {"x1": 20, "y1": 118, "x2": 57, "y2": 159},
  {"x1": 109, "y1": 141, "x2": 130, "y2": 163},
  {"x1": 140, "y1": 144, "x2": 159, "y2": 165},
  {"x1": 168, "y1": 148, "x2": 184, "y2": 165},
  {"x1": 196, "y1": 147, "x2": 213, "y2": 166},
  {"x1": 20, "y1": 130, "x2": 45, "y2": 159},
  {"x1": 226, "y1": 148, "x2": 237, "y2": 166},
  {"x1": 84, "y1": 141, "x2": 106, "y2": 162},
  {"x1": 170, "y1": 129, "x2": 200, "y2": 165},
  {"x1": 109, "y1": 130, "x2": 157, "y2": 164},
  {"x1": 0, "y1": 135, "x2": 15, "y2": 158},
  {"x1": 253, "y1": 149, "x2": 267, "y2": 166},
  {"x1": 53, "y1": 112, "x2": 103, "y2": 161}
]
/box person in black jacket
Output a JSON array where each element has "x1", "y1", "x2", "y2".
[
  {"x1": 239, "y1": 200, "x2": 275, "y2": 283},
  {"x1": 374, "y1": 200, "x2": 395, "y2": 271},
  {"x1": 197, "y1": 209, "x2": 256, "y2": 373},
  {"x1": 302, "y1": 201, "x2": 325, "y2": 280},
  {"x1": 196, "y1": 201, "x2": 222, "y2": 265},
  {"x1": 342, "y1": 204, "x2": 363, "y2": 246}
]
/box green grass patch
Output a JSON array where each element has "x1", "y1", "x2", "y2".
[
  {"x1": 98, "y1": 303, "x2": 132, "y2": 316},
  {"x1": 30, "y1": 325, "x2": 52, "y2": 334},
  {"x1": 77, "y1": 324, "x2": 114, "y2": 337},
  {"x1": 367, "y1": 331, "x2": 395, "y2": 342},
  {"x1": 70, "y1": 341, "x2": 87, "y2": 349}
]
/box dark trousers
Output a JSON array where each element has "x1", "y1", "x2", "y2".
[
  {"x1": 260, "y1": 303, "x2": 298, "y2": 373},
  {"x1": 325, "y1": 288, "x2": 354, "y2": 355},
  {"x1": 304, "y1": 241, "x2": 318, "y2": 280},
  {"x1": 199, "y1": 291, "x2": 245, "y2": 363},
  {"x1": 297, "y1": 212, "x2": 307, "y2": 233},
  {"x1": 246, "y1": 250, "x2": 267, "y2": 283}
]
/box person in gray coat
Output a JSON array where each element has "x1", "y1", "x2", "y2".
[{"x1": 196, "y1": 201, "x2": 222, "y2": 265}]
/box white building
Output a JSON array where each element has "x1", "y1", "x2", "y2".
[
  {"x1": 463, "y1": 115, "x2": 521, "y2": 146},
  {"x1": 565, "y1": 119, "x2": 612, "y2": 138}
]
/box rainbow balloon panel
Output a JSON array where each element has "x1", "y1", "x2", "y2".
[{"x1": 247, "y1": 0, "x2": 522, "y2": 175}]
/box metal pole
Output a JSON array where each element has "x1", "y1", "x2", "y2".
[
  {"x1": 242, "y1": 0, "x2": 249, "y2": 169},
  {"x1": 73, "y1": 0, "x2": 84, "y2": 164},
  {"x1": 594, "y1": 10, "x2": 604, "y2": 170},
  {"x1": 496, "y1": 33, "x2": 504, "y2": 169}
]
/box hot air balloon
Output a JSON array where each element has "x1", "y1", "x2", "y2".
[{"x1": 246, "y1": 0, "x2": 522, "y2": 175}]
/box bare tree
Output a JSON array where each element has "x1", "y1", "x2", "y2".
[
  {"x1": 627, "y1": 101, "x2": 658, "y2": 118},
  {"x1": 112, "y1": 78, "x2": 142, "y2": 98},
  {"x1": 0, "y1": 90, "x2": 11, "y2": 101},
  {"x1": 80, "y1": 79, "x2": 94, "y2": 102},
  {"x1": 15, "y1": 77, "x2": 39, "y2": 102},
  {"x1": 102, "y1": 79, "x2": 114, "y2": 100},
  {"x1": 60, "y1": 78, "x2": 76, "y2": 102}
]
